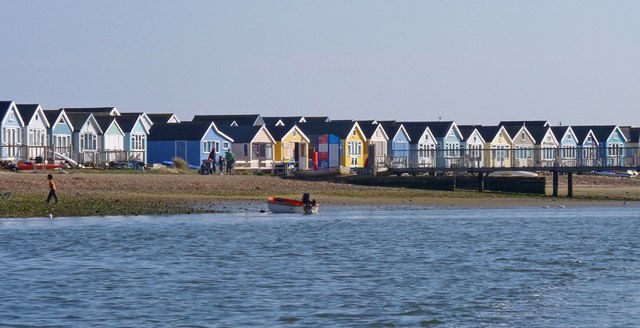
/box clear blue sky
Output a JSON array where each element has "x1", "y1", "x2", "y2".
[{"x1": 1, "y1": 1, "x2": 639, "y2": 125}]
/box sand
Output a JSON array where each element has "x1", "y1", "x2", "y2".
[{"x1": 0, "y1": 170, "x2": 638, "y2": 217}]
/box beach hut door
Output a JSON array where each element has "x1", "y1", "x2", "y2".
[{"x1": 175, "y1": 141, "x2": 187, "y2": 162}]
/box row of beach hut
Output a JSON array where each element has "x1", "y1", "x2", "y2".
[{"x1": 1, "y1": 100, "x2": 639, "y2": 171}]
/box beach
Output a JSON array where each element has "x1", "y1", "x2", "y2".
[{"x1": 0, "y1": 170, "x2": 638, "y2": 218}]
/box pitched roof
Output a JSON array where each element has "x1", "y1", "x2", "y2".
[
  {"x1": 499, "y1": 120, "x2": 549, "y2": 127},
  {"x1": 0, "y1": 101, "x2": 14, "y2": 120},
  {"x1": 298, "y1": 121, "x2": 359, "y2": 139},
  {"x1": 400, "y1": 121, "x2": 457, "y2": 140},
  {"x1": 457, "y1": 125, "x2": 483, "y2": 141},
  {"x1": 630, "y1": 127, "x2": 640, "y2": 143},
  {"x1": 302, "y1": 116, "x2": 330, "y2": 123},
  {"x1": 94, "y1": 116, "x2": 117, "y2": 132},
  {"x1": 43, "y1": 109, "x2": 61, "y2": 125},
  {"x1": 192, "y1": 114, "x2": 262, "y2": 126},
  {"x1": 267, "y1": 125, "x2": 310, "y2": 142},
  {"x1": 147, "y1": 113, "x2": 179, "y2": 124},
  {"x1": 589, "y1": 125, "x2": 625, "y2": 143},
  {"x1": 527, "y1": 126, "x2": 552, "y2": 145},
  {"x1": 116, "y1": 113, "x2": 144, "y2": 133},
  {"x1": 62, "y1": 107, "x2": 119, "y2": 116},
  {"x1": 570, "y1": 126, "x2": 595, "y2": 144},
  {"x1": 476, "y1": 126, "x2": 503, "y2": 142},
  {"x1": 148, "y1": 121, "x2": 215, "y2": 141},
  {"x1": 66, "y1": 112, "x2": 99, "y2": 133},
  {"x1": 217, "y1": 125, "x2": 270, "y2": 143},
  {"x1": 15, "y1": 104, "x2": 40, "y2": 123},
  {"x1": 571, "y1": 125, "x2": 623, "y2": 144},
  {"x1": 550, "y1": 126, "x2": 574, "y2": 142},
  {"x1": 262, "y1": 116, "x2": 303, "y2": 127}
]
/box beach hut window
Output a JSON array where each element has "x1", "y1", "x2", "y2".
[
  {"x1": 567, "y1": 134, "x2": 572, "y2": 140},
  {"x1": 8, "y1": 112, "x2": 14, "y2": 122},
  {"x1": 521, "y1": 132, "x2": 525, "y2": 141},
  {"x1": 352, "y1": 129, "x2": 356, "y2": 136},
  {"x1": 243, "y1": 144, "x2": 249, "y2": 157},
  {"x1": 223, "y1": 141, "x2": 229, "y2": 149},
  {"x1": 131, "y1": 134, "x2": 146, "y2": 150},
  {"x1": 80, "y1": 133, "x2": 97, "y2": 151}
]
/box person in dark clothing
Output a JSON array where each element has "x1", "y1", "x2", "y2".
[
  {"x1": 46, "y1": 174, "x2": 59, "y2": 204},
  {"x1": 218, "y1": 155, "x2": 225, "y2": 175},
  {"x1": 208, "y1": 149, "x2": 216, "y2": 174}
]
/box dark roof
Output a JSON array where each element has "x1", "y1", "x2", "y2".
[
  {"x1": 457, "y1": 125, "x2": 482, "y2": 141},
  {"x1": 94, "y1": 116, "x2": 117, "y2": 132},
  {"x1": 354, "y1": 120, "x2": 384, "y2": 138},
  {"x1": 569, "y1": 126, "x2": 594, "y2": 143},
  {"x1": 16, "y1": 104, "x2": 40, "y2": 122},
  {"x1": 476, "y1": 126, "x2": 502, "y2": 141},
  {"x1": 399, "y1": 121, "x2": 455, "y2": 140},
  {"x1": 503, "y1": 124, "x2": 523, "y2": 140},
  {"x1": 43, "y1": 109, "x2": 62, "y2": 125},
  {"x1": 147, "y1": 113, "x2": 177, "y2": 124},
  {"x1": 66, "y1": 113, "x2": 94, "y2": 132},
  {"x1": 116, "y1": 113, "x2": 143, "y2": 133},
  {"x1": 377, "y1": 121, "x2": 402, "y2": 139},
  {"x1": 572, "y1": 125, "x2": 619, "y2": 144},
  {"x1": 192, "y1": 114, "x2": 262, "y2": 126},
  {"x1": 303, "y1": 116, "x2": 330, "y2": 123},
  {"x1": 262, "y1": 116, "x2": 303, "y2": 127},
  {"x1": 298, "y1": 121, "x2": 357, "y2": 139},
  {"x1": 217, "y1": 125, "x2": 264, "y2": 143},
  {"x1": 0, "y1": 101, "x2": 14, "y2": 119},
  {"x1": 499, "y1": 120, "x2": 549, "y2": 127},
  {"x1": 149, "y1": 121, "x2": 214, "y2": 141},
  {"x1": 630, "y1": 127, "x2": 640, "y2": 142},
  {"x1": 526, "y1": 126, "x2": 551, "y2": 144},
  {"x1": 589, "y1": 125, "x2": 621, "y2": 143},
  {"x1": 550, "y1": 126, "x2": 571, "y2": 142},
  {"x1": 62, "y1": 107, "x2": 118, "y2": 116},
  {"x1": 267, "y1": 125, "x2": 300, "y2": 140}
]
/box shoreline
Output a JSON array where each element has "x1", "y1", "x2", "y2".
[{"x1": 0, "y1": 171, "x2": 638, "y2": 218}]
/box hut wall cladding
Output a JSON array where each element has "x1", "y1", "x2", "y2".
[{"x1": 341, "y1": 176, "x2": 546, "y2": 194}]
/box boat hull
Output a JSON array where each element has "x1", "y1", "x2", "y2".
[{"x1": 266, "y1": 197, "x2": 319, "y2": 214}]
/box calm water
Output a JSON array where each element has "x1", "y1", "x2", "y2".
[{"x1": 1, "y1": 206, "x2": 639, "y2": 327}]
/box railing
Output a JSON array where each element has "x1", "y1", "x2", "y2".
[
  {"x1": 372, "y1": 146, "x2": 640, "y2": 171},
  {"x1": 0, "y1": 145, "x2": 147, "y2": 167}
]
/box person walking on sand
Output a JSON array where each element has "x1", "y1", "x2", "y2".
[{"x1": 46, "y1": 174, "x2": 59, "y2": 204}]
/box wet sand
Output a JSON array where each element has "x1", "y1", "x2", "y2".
[{"x1": 0, "y1": 170, "x2": 638, "y2": 217}]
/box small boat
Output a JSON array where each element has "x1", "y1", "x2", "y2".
[
  {"x1": 16, "y1": 162, "x2": 64, "y2": 171},
  {"x1": 266, "y1": 197, "x2": 320, "y2": 214}
]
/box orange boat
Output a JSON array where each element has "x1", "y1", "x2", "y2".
[{"x1": 266, "y1": 196, "x2": 320, "y2": 214}]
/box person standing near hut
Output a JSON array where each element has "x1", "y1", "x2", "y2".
[
  {"x1": 225, "y1": 151, "x2": 235, "y2": 175},
  {"x1": 46, "y1": 174, "x2": 59, "y2": 204},
  {"x1": 218, "y1": 155, "x2": 225, "y2": 175},
  {"x1": 208, "y1": 148, "x2": 217, "y2": 175}
]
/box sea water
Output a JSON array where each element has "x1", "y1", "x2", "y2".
[{"x1": 1, "y1": 206, "x2": 639, "y2": 327}]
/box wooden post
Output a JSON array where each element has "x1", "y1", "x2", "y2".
[
  {"x1": 478, "y1": 173, "x2": 485, "y2": 192},
  {"x1": 552, "y1": 170, "x2": 559, "y2": 197},
  {"x1": 567, "y1": 171, "x2": 573, "y2": 198}
]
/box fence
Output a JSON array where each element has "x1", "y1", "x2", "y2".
[
  {"x1": 372, "y1": 146, "x2": 640, "y2": 171},
  {"x1": 0, "y1": 145, "x2": 146, "y2": 167}
]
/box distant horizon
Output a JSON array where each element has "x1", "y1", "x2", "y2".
[{"x1": 2, "y1": 1, "x2": 639, "y2": 126}]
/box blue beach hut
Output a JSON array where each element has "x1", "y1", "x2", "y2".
[{"x1": 147, "y1": 121, "x2": 233, "y2": 168}]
